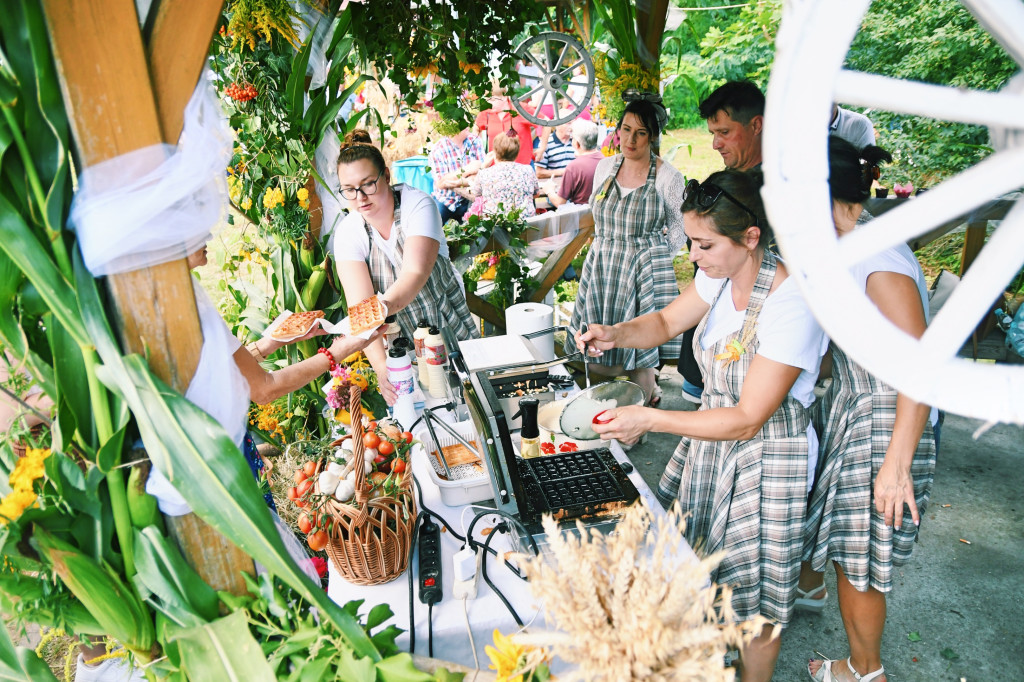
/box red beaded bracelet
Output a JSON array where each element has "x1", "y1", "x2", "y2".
[{"x1": 317, "y1": 347, "x2": 337, "y2": 371}]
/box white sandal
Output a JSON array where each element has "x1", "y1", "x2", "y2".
[
  {"x1": 807, "y1": 656, "x2": 885, "y2": 682},
  {"x1": 794, "y1": 583, "x2": 828, "y2": 614}
]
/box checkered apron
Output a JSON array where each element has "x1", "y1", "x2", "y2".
[
  {"x1": 568, "y1": 153, "x2": 681, "y2": 369},
  {"x1": 803, "y1": 343, "x2": 936, "y2": 593},
  {"x1": 657, "y1": 250, "x2": 809, "y2": 625},
  {"x1": 364, "y1": 189, "x2": 479, "y2": 342}
]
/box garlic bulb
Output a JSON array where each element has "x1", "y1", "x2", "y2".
[
  {"x1": 334, "y1": 479, "x2": 356, "y2": 502},
  {"x1": 318, "y1": 470, "x2": 340, "y2": 496}
]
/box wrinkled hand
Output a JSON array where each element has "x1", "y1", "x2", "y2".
[
  {"x1": 874, "y1": 459, "x2": 919, "y2": 530},
  {"x1": 590, "y1": 405, "x2": 650, "y2": 445},
  {"x1": 575, "y1": 324, "x2": 615, "y2": 357}
]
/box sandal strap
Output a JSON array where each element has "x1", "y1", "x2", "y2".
[
  {"x1": 797, "y1": 583, "x2": 827, "y2": 599},
  {"x1": 807, "y1": 658, "x2": 841, "y2": 682},
  {"x1": 848, "y1": 658, "x2": 885, "y2": 682}
]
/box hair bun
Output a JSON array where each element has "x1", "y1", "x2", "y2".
[{"x1": 343, "y1": 129, "x2": 374, "y2": 147}]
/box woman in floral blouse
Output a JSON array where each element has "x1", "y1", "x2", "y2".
[{"x1": 470, "y1": 130, "x2": 538, "y2": 217}]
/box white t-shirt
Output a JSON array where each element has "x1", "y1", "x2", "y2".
[
  {"x1": 333, "y1": 184, "x2": 447, "y2": 268},
  {"x1": 695, "y1": 269, "x2": 829, "y2": 489},
  {"x1": 848, "y1": 243, "x2": 940, "y2": 426},
  {"x1": 830, "y1": 107, "x2": 876, "y2": 150}
]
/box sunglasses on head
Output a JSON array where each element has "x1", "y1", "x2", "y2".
[
  {"x1": 683, "y1": 179, "x2": 760, "y2": 228},
  {"x1": 621, "y1": 88, "x2": 662, "y2": 104}
]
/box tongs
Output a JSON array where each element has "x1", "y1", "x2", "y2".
[
  {"x1": 519, "y1": 324, "x2": 591, "y2": 388},
  {"x1": 420, "y1": 407, "x2": 482, "y2": 480}
]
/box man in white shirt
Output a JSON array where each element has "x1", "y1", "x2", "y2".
[{"x1": 830, "y1": 103, "x2": 876, "y2": 150}]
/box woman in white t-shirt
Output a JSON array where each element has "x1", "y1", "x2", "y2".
[
  {"x1": 333, "y1": 130, "x2": 478, "y2": 402},
  {"x1": 804, "y1": 138, "x2": 937, "y2": 682},
  {"x1": 578, "y1": 169, "x2": 827, "y2": 682}
]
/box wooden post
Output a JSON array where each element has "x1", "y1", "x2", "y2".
[{"x1": 43, "y1": 0, "x2": 254, "y2": 596}]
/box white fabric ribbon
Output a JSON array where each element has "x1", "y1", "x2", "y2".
[{"x1": 68, "y1": 73, "x2": 232, "y2": 276}]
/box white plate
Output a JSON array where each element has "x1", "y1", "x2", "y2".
[
  {"x1": 265, "y1": 310, "x2": 325, "y2": 343},
  {"x1": 324, "y1": 294, "x2": 389, "y2": 340}
]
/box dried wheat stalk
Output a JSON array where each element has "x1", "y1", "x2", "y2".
[{"x1": 515, "y1": 502, "x2": 767, "y2": 682}]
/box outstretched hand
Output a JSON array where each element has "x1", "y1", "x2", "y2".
[{"x1": 590, "y1": 405, "x2": 651, "y2": 445}]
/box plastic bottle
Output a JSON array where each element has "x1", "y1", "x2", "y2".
[
  {"x1": 424, "y1": 326, "x2": 448, "y2": 399},
  {"x1": 386, "y1": 344, "x2": 416, "y2": 430},
  {"x1": 518, "y1": 397, "x2": 540, "y2": 459},
  {"x1": 413, "y1": 319, "x2": 432, "y2": 389}
]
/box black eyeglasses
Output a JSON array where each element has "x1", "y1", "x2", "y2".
[
  {"x1": 683, "y1": 179, "x2": 760, "y2": 227},
  {"x1": 621, "y1": 88, "x2": 662, "y2": 104},
  {"x1": 340, "y1": 170, "x2": 384, "y2": 200}
]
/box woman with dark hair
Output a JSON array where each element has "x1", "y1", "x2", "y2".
[
  {"x1": 803, "y1": 137, "x2": 937, "y2": 682},
  {"x1": 578, "y1": 169, "x2": 828, "y2": 682},
  {"x1": 568, "y1": 97, "x2": 686, "y2": 403},
  {"x1": 332, "y1": 129, "x2": 478, "y2": 402},
  {"x1": 469, "y1": 129, "x2": 539, "y2": 217}
]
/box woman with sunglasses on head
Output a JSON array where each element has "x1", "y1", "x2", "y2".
[
  {"x1": 803, "y1": 137, "x2": 937, "y2": 682},
  {"x1": 567, "y1": 94, "x2": 686, "y2": 405},
  {"x1": 578, "y1": 169, "x2": 828, "y2": 682},
  {"x1": 333, "y1": 129, "x2": 478, "y2": 403}
]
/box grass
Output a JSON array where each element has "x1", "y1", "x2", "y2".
[{"x1": 661, "y1": 126, "x2": 724, "y2": 182}]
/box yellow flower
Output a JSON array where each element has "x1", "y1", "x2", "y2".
[
  {"x1": 486, "y1": 629, "x2": 528, "y2": 682},
  {"x1": 297, "y1": 187, "x2": 310, "y2": 210},
  {"x1": 335, "y1": 409, "x2": 351, "y2": 425},
  {"x1": 263, "y1": 186, "x2": 285, "y2": 210},
  {"x1": 342, "y1": 351, "x2": 364, "y2": 364},
  {"x1": 1, "y1": 448, "x2": 51, "y2": 524},
  {"x1": 350, "y1": 373, "x2": 368, "y2": 390},
  {"x1": 240, "y1": 196, "x2": 252, "y2": 210}
]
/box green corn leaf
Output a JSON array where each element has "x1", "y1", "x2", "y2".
[
  {"x1": 166, "y1": 610, "x2": 275, "y2": 682},
  {"x1": 0, "y1": 194, "x2": 87, "y2": 345},
  {"x1": 0, "y1": 246, "x2": 28, "y2": 358},
  {"x1": 43, "y1": 449, "x2": 103, "y2": 519},
  {"x1": 286, "y1": 36, "x2": 315, "y2": 125},
  {"x1": 47, "y1": 314, "x2": 97, "y2": 449},
  {"x1": 73, "y1": 249, "x2": 379, "y2": 660},
  {"x1": 133, "y1": 526, "x2": 220, "y2": 626},
  {"x1": 96, "y1": 424, "x2": 127, "y2": 474},
  {"x1": 0, "y1": 616, "x2": 59, "y2": 682},
  {"x1": 31, "y1": 526, "x2": 155, "y2": 654},
  {"x1": 372, "y1": 653, "x2": 435, "y2": 682}
]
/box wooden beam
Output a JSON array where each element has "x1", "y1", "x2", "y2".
[
  {"x1": 528, "y1": 219, "x2": 593, "y2": 303},
  {"x1": 959, "y1": 219, "x2": 989, "y2": 276},
  {"x1": 43, "y1": 0, "x2": 253, "y2": 596},
  {"x1": 145, "y1": 0, "x2": 224, "y2": 141}
]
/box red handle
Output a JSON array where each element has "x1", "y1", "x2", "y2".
[{"x1": 592, "y1": 410, "x2": 612, "y2": 425}]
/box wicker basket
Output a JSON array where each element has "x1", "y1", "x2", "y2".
[{"x1": 317, "y1": 385, "x2": 416, "y2": 585}]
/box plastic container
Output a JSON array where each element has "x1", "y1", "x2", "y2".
[
  {"x1": 382, "y1": 314, "x2": 401, "y2": 350},
  {"x1": 414, "y1": 320, "x2": 431, "y2": 388},
  {"x1": 386, "y1": 345, "x2": 416, "y2": 430},
  {"x1": 414, "y1": 420, "x2": 493, "y2": 506},
  {"x1": 424, "y1": 326, "x2": 448, "y2": 399}
]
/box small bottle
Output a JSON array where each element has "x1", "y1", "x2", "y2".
[
  {"x1": 413, "y1": 319, "x2": 432, "y2": 388},
  {"x1": 424, "y1": 326, "x2": 448, "y2": 399},
  {"x1": 383, "y1": 314, "x2": 401, "y2": 350},
  {"x1": 518, "y1": 397, "x2": 540, "y2": 459},
  {"x1": 386, "y1": 344, "x2": 416, "y2": 430}
]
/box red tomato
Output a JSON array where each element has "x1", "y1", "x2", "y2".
[
  {"x1": 363, "y1": 432, "x2": 381, "y2": 449},
  {"x1": 401, "y1": 431, "x2": 414, "y2": 444},
  {"x1": 367, "y1": 421, "x2": 378, "y2": 432},
  {"x1": 303, "y1": 461, "x2": 318, "y2": 478},
  {"x1": 307, "y1": 530, "x2": 329, "y2": 552},
  {"x1": 294, "y1": 469, "x2": 307, "y2": 485},
  {"x1": 373, "y1": 452, "x2": 387, "y2": 464},
  {"x1": 286, "y1": 486, "x2": 299, "y2": 502},
  {"x1": 540, "y1": 442, "x2": 556, "y2": 454},
  {"x1": 297, "y1": 512, "x2": 313, "y2": 534},
  {"x1": 559, "y1": 442, "x2": 579, "y2": 452},
  {"x1": 297, "y1": 479, "x2": 313, "y2": 497},
  {"x1": 295, "y1": 497, "x2": 308, "y2": 509},
  {"x1": 378, "y1": 440, "x2": 395, "y2": 456},
  {"x1": 392, "y1": 459, "x2": 407, "y2": 474}
]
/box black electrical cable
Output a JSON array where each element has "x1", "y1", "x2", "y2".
[
  {"x1": 427, "y1": 602, "x2": 434, "y2": 657},
  {"x1": 482, "y1": 523, "x2": 524, "y2": 627},
  {"x1": 407, "y1": 510, "x2": 424, "y2": 654},
  {"x1": 466, "y1": 508, "x2": 540, "y2": 558}
]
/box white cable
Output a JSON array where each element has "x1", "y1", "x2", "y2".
[
  {"x1": 459, "y1": 505, "x2": 496, "y2": 538},
  {"x1": 462, "y1": 596, "x2": 480, "y2": 671}
]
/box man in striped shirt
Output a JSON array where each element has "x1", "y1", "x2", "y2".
[
  {"x1": 429, "y1": 128, "x2": 485, "y2": 223},
  {"x1": 535, "y1": 120, "x2": 576, "y2": 179}
]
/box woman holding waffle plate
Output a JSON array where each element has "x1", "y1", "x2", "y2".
[
  {"x1": 576, "y1": 169, "x2": 828, "y2": 682},
  {"x1": 332, "y1": 129, "x2": 479, "y2": 404}
]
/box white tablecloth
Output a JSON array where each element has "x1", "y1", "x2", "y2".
[{"x1": 327, "y1": 408, "x2": 697, "y2": 671}]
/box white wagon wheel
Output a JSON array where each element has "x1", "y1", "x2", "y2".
[
  {"x1": 763, "y1": 0, "x2": 1024, "y2": 424},
  {"x1": 512, "y1": 31, "x2": 595, "y2": 126}
]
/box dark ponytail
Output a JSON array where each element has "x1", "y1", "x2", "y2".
[{"x1": 828, "y1": 135, "x2": 892, "y2": 204}]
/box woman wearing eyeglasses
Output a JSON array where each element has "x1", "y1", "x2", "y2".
[
  {"x1": 803, "y1": 138, "x2": 937, "y2": 682},
  {"x1": 578, "y1": 169, "x2": 828, "y2": 682},
  {"x1": 568, "y1": 96, "x2": 686, "y2": 404},
  {"x1": 332, "y1": 129, "x2": 478, "y2": 403}
]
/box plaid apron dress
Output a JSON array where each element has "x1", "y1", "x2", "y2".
[
  {"x1": 657, "y1": 250, "x2": 809, "y2": 625},
  {"x1": 568, "y1": 153, "x2": 681, "y2": 370},
  {"x1": 364, "y1": 188, "x2": 479, "y2": 342},
  {"x1": 803, "y1": 343, "x2": 936, "y2": 593}
]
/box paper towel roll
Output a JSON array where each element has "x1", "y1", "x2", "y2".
[{"x1": 506, "y1": 302, "x2": 555, "y2": 360}]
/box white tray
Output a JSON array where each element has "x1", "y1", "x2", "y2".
[{"x1": 414, "y1": 420, "x2": 493, "y2": 507}]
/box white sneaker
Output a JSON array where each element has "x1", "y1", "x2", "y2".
[{"x1": 74, "y1": 654, "x2": 146, "y2": 682}]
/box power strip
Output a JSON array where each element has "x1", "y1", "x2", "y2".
[
  {"x1": 452, "y1": 545, "x2": 480, "y2": 600},
  {"x1": 418, "y1": 520, "x2": 443, "y2": 604}
]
